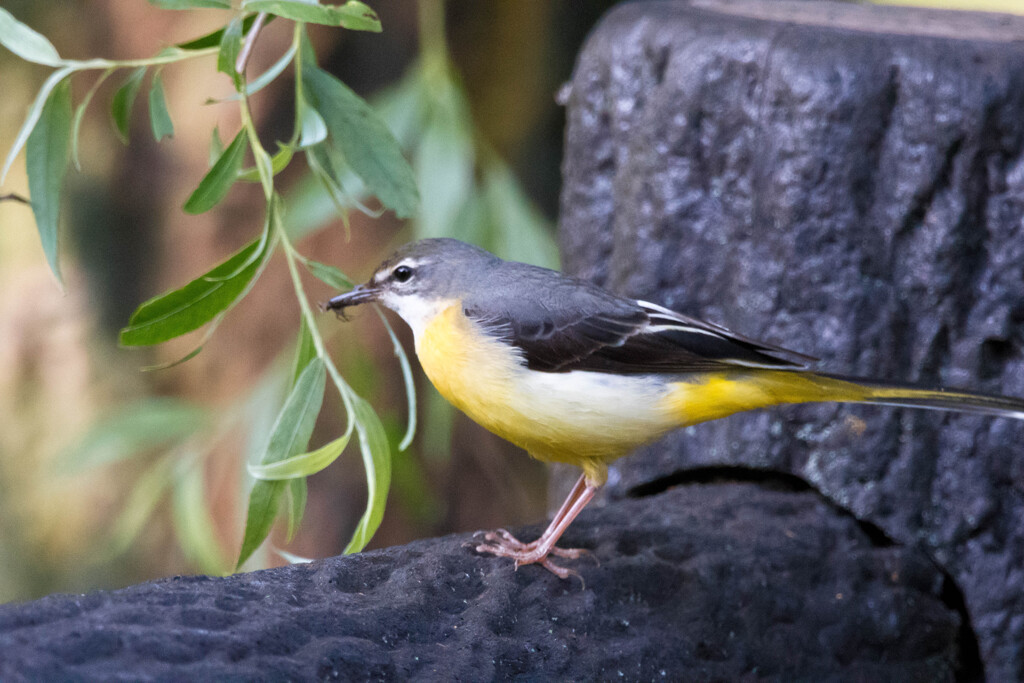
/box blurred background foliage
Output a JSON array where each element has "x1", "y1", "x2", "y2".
[
  {"x1": 1, "y1": 0, "x2": 1020, "y2": 604},
  {"x1": 0, "y1": 0, "x2": 616, "y2": 603}
]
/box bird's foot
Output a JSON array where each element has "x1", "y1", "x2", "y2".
[{"x1": 473, "y1": 529, "x2": 590, "y2": 580}]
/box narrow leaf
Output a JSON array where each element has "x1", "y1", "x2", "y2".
[
  {"x1": 302, "y1": 65, "x2": 419, "y2": 218},
  {"x1": 209, "y1": 126, "x2": 224, "y2": 165},
  {"x1": 342, "y1": 394, "x2": 391, "y2": 554},
  {"x1": 217, "y1": 14, "x2": 244, "y2": 78},
  {"x1": 183, "y1": 129, "x2": 247, "y2": 214},
  {"x1": 120, "y1": 236, "x2": 265, "y2": 346},
  {"x1": 58, "y1": 398, "x2": 208, "y2": 473},
  {"x1": 108, "y1": 454, "x2": 176, "y2": 556},
  {"x1": 177, "y1": 14, "x2": 263, "y2": 50},
  {"x1": 148, "y1": 0, "x2": 231, "y2": 9},
  {"x1": 0, "y1": 7, "x2": 62, "y2": 66},
  {"x1": 212, "y1": 42, "x2": 296, "y2": 102},
  {"x1": 291, "y1": 319, "x2": 317, "y2": 386},
  {"x1": 1, "y1": 65, "x2": 75, "y2": 185},
  {"x1": 249, "y1": 434, "x2": 349, "y2": 480},
  {"x1": 110, "y1": 67, "x2": 147, "y2": 144},
  {"x1": 237, "y1": 358, "x2": 326, "y2": 567},
  {"x1": 237, "y1": 479, "x2": 285, "y2": 568},
  {"x1": 141, "y1": 312, "x2": 224, "y2": 370},
  {"x1": 148, "y1": 72, "x2": 175, "y2": 141},
  {"x1": 238, "y1": 143, "x2": 292, "y2": 183},
  {"x1": 26, "y1": 78, "x2": 72, "y2": 286},
  {"x1": 264, "y1": 358, "x2": 326, "y2": 465},
  {"x1": 274, "y1": 546, "x2": 313, "y2": 564},
  {"x1": 242, "y1": 0, "x2": 381, "y2": 31},
  {"x1": 298, "y1": 102, "x2": 327, "y2": 148},
  {"x1": 376, "y1": 307, "x2": 416, "y2": 451},
  {"x1": 171, "y1": 461, "x2": 228, "y2": 574},
  {"x1": 285, "y1": 478, "x2": 307, "y2": 542},
  {"x1": 304, "y1": 259, "x2": 352, "y2": 290}
]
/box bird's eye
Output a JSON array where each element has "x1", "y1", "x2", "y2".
[{"x1": 392, "y1": 265, "x2": 414, "y2": 283}]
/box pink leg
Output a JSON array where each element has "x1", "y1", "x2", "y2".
[
  {"x1": 482, "y1": 474, "x2": 588, "y2": 553},
  {"x1": 475, "y1": 474, "x2": 598, "y2": 579}
]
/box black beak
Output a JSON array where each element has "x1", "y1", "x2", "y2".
[{"x1": 322, "y1": 284, "x2": 380, "y2": 316}]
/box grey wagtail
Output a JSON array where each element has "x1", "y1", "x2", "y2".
[{"x1": 326, "y1": 238, "x2": 1024, "y2": 579}]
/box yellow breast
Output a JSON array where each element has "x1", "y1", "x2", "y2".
[{"x1": 416, "y1": 302, "x2": 525, "y2": 442}]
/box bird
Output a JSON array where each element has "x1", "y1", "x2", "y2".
[{"x1": 325, "y1": 237, "x2": 1024, "y2": 579}]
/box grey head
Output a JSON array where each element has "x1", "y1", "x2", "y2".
[{"x1": 324, "y1": 238, "x2": 508, "y2": 331}]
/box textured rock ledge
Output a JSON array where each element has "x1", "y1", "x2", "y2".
[
  {"x1": 0, "y1": 483, "x2": 964, "y2": 681},
  {"x1": 557, "y1": 1, "x2": 1024, "y2": 679}
]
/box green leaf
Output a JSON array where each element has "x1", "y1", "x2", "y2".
[
  {"x1": 209, "y1": 126, "x2": 225, "y2": 165},
  {"x1": 376, "y1": 307, "x2": 416, "y2": 451},
  {"x1": 120, "y1": 236, "x2": 266, "y2": 346},
  {"x1": 212, "y1": 42, "x2": 296, "y2": 102},
  {"x1": 58, "y1": 398, "x2": 208, "y2": 473},
  {"x1": 242, "y1": 0, "x2": 381, "y2": 31},
  {"x1": 291, "y1": 318, "x2": 318, "y2": 386},
  {"x1": 298, "y1": 101, "x2": 327, "y2": 148},
  {"x1": 217, "y1": 14, "x2": 244, "y2": 78},
  {"x1": 108, "y1": 454, "x2": 176, "y2": 556},
  {"x1": 26, "y1": 78, "x2": 72, "y2": 287},
  {"x1": 249, "y1": 434, "x2": 349, "y2": 480},
  {"x1": 148, "y1": 0, "x2": 231, "y2": 9},
  {"x1": 110, "y1": 67, "x2": 147, "y2": 144},
  {"x1": 0, "y1": 7, "x2": 62, "y2": 66},
  {"x1": 265, "y1": 358, "x2": 326, "y2": 464},
  {"x1": 237, "y1": 479, "x2": 285, "y2": 568},
  {"x1": 1, "y1": 65, "x2": 75, "y2": 185},
  {"x1": 177, "y1": 13, "x2": 263, "y2": 50},
  {"x1": 304, "y1": 259, "x2": 352, "y2": 290},
  {"x1": 183, "y1": 129, "x2": 247, "y2": 214},
  {"x1": 148, "y1": 72, "x2": 175, "y2": 142},
  {"x1": 285, "y1": 478, "x2": 307, "y2": 542},
  {"x1": 302, "y1": 64, "x2": 419, "y2": 218},
  {"x1": 171, "y1": 461, "x2": 228, "y2": 574},
  {"x1": 343, "y1": 394, "x2": 391, "y2": 554},
  {"x1": 373, "y1": 68, "x2": 427, "y2": 149},
  {"x1": 237, "y1": 358, "x2": 326, "y2": 567},
  {"x1": 238, "y1": 143, "x2": 292, "y2": 182}
]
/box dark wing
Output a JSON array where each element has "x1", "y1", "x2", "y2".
[{"x1": 468, "y1": 280, "x2": 816, "y2": 374}]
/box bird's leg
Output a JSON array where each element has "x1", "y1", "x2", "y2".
[
  {"x1": 475, "y1": 474, "x2": 598, "y2": 578},
  {"x1": 483, "y1": 473, "x2": 588, "y2": 552}
]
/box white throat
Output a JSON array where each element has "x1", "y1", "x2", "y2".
[{"x1": 378, "y1": 291, "x2": 457, "y2": 339}]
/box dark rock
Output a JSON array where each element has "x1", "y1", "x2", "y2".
[
  {"x1": 557, "y1": 1, "x2": 1024, "y2": 680},
  {"x1": 0, "y1": 484, "x2": 963, "y2": 681}
]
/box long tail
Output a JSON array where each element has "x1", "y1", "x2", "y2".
[
  {"x1": 669, "y1": 370, "x2": 1024, "y2": 425},
  {"x1": 815, "y1": 372, "x2": 1024, "y2": 419}
]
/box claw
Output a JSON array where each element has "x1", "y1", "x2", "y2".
[
  {"x1": 469, "y1": 475, "x2": 600, "y2": 581},
  {"x1": 472, "y1": 527, "x2": 590, "y2": 580}
]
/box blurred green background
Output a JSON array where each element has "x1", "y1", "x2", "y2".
[{"x1": 0, "y1": 0, "x2": 1019, "y2": 603}]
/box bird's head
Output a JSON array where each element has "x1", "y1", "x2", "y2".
[{"x1": 324, "y1": 238, "x2": 500, "y2": 333}]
